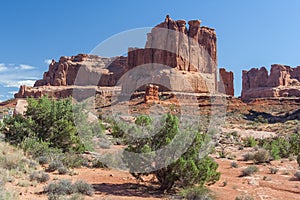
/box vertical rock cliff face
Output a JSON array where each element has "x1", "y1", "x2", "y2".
[
  {"x1": 15, "y1": 16, "x2": 228, "y2": 98},
  {"x1": 127, "y1": 15, "x2": 218, "y2": 93},
  {"x1": 218, "y1": 68, "x2": 234, "y2": 96},
  {"x1": 242, "y1": 64, "x2": 300, "y2": 101}
]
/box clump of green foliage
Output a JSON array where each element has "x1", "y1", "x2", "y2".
[
  {"x1": 44, "y1": 179, "x2": 94, "y2": 198},
  {"x1": 253, "y1": 149, "x2": 270, "y2": 164},
  {"x1": 179, "y1": 186, "x2": 216, "y2": 200},
  {"x1": 124, "y1": 114, "x2": 220, "y2": 191},
  {"x1": 241, "y1": 165, "x2": 258, "y2": 176},
  {"x1": 243, "y1": 152, "x2": 254, "y2": 161},
  {"x1": 1, "y1": 96, "x2": 98, "y2": 153},
  {"x1": 244, "y1": 136, "x2": 257, "y2": 147},
  {"x1": 29, "y1": 171, "x2": 50, "y2": 183},
  {"x1": 254, "y1": 115, "x2": 268, "y2": 123},
  {"x1": 258, "y1": 131, "x2": 300, "y2": 161}
]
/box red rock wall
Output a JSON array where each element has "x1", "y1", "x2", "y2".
[
  {"x1": 128, "y1": 16, "x2": 217, "y2": 74},
  {"x1": 242, "y1": 64, "x2": 300, "y2": 101},
  {"x1": 218, "y1": 68, "x2": 234, "y2": 96}
]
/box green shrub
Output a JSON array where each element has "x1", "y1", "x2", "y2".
[
  {"x1": 47, "y1": 161, "x2": 63, "y2": 172},
  {"x1": 294, "y1": 171, "x2": 300, "y2": 180},
  {"x1": 231, "y1": 161, "x2": 239, "y2": 168},
  {"x1": 91, "y1": 159, "x2": 107, "y2": 168},
  {"x1": 269, "y1": 168, "x2": 279, "y2": 174},
  {"x1": 135, "y1": 115, "x2": 152, "y2": 127},
  {"x1": 1, "y1": 96, "x2": 95, "y2": 153},
  {"x1": 45, "y1": 179, "x2": 94, "y2": 198},
  {"x1": 244, "y1": 136, "x2": 257, "y2": 147},
  {"x1": 37, "y1": 156, "x2": 49, "y2": 165},
  {"x1": 60, "y1": 153, "x2": 87, "y2": 169},
  {"x1": 0, "y1": 188, "x2": 19, "y2": 200},
  {"x1": 253, "y1": 149, "x2": 270, "y2": 164},
  {"x1": 243, "y1": 152, "x2": 254, "y2": 161},
  {"x1": 58, "y1": 167, "x2": 68, "y2": 175},
  {"x1": 73, "y1": 180, "x2": 94, "y2": 196},
  {"x1": 29, "y1": 171, "x2": 50, "y2": 183},
  {"x1": 242, "y1": 165, "x2": 258, "y2": 176},
  {"x1": 124, "y1": 114, "x2": 220, "y2": 191},
  {"x1": 180, "y1": 186, "x2": 215, "y2": 200},
  {"x1": 45, "y1": 179, "x2": 74, "y2": 195},
  {"x1": 235, "y1": 194, "x2": 254, "y2": 200},
  {"x1": 254, "y1": 115, "x2": 268, "y2": 123}
]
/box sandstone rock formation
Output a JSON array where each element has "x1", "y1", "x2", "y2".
[
  {"x1": 242, "y1": 64, "x2": 300, "y2": 101},
  {"x1": 127, "y1": 15, "x2": 218, "y2": 93},
  {"x1": 218, "y1": 68, "x2": 234, "y2": 96},
  {"x1": 34, "y1": 54, "x2": 128, "y2": 87},
  {"x1": 144, "y1": 84, "x2": 159, "y2": 103},
  {"x1": 15, "y1": 16, "x2": 231, "y2": 100}
]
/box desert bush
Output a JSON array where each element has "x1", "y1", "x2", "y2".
[
  {"x1": 243, "y1": 152, "x2": 254, "y2": 161},
  {"x1": 73, "y1": 180, "x2": 94, "y2": 196},
  {"x1": 47, "y1": 160, "x2": 64, "y2": 172},
  {"x1": 135, "y1": 115, "x2": 152, "y2": 127},
  {"x1": 242, "y1": 165, "x2": 258, "y2": 176},
  {"x1": 29, "y1": 171, "x2": 50, "y2": 183},
  {"x1": 235, "y1": 194, "x2": 254, "y2": 200},
  {"x1": 253, "y1": 149, "x2": 270, "y2": 164},
  {"x1": 262, "y1": 137, "x2": 291, "y2": 159},
  {"x1": 58, "y1": 167, "x2": 68, "y2": 175},
  {"x1": 1, "y1": 96, "x2": 96, "y2": 153},
  {"x1": 91, "y1": 159, "x2": 107, "y2": 168},
  {"x1": 179, "y1": 186, "x2": 215, "y2": 200},
  {"x1": 37, "y1": 156, "x2": 49, "y2": 165},
  {"x1": 254, "y1": 115, "x2": 268, "y2": 123},
  {"x1": 60, "y1": 153, "x2": 87, "y2": 169},
  {"x1": 45, "y1": 179, "x2": 74, "y2": 195},
  {"x1": 244, "y1": 136, "x2": 257, "y2": 147},
  {"x1": 269, "y1": 168, "x2": 279, "y2": 174},
  {"x1": 290, "y1": 131, "x2": 300, "y2": 155},
  {"x1": 0, "y1": 188, "x2": 19, "y2": 200},
  {"x1": 124, "y1": 113, "x2": 220, "y2": 191},
  {"x1": 45, "y1": 179, "x2": 94, "y2": 199},
  {"x1": 294, "y1": 171, "x2": 300, "y2": 180},
  {"x1": 231, "y1": 161, "x2": 239, "y2": 168},
  {"x1": 218, "y1": 149, "x2": 227, "y2": 158}
]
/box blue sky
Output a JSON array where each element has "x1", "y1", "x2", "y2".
[{"x1": 1, "y1": 0, "x2": 300, "y2": 101}]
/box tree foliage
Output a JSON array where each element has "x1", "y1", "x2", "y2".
[
  {"x1": 1, "y1": 96, "x2": 96, "y2": 152},
  {"x1": 124, "y1": 113, "x2": 220, "y2": 191}
]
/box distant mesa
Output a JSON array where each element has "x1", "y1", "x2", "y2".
[
  {"x1": 242, "y1": 64, "x2": 300, "y2": 101},
  {"x1": 14, "y1": 15, "x2": 234, "y2": 99}
]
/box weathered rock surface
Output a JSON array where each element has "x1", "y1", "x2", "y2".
[
  {"x1": 15, "y1": 16, "x2": 229, "y2": 99},
  {"x1": 13, "y1": 99, "x2": 28, "y2": 116},
  {"x1": 34, "y1": 54, "x2": 128, "y2": 87},
  {"x1": 127, "y1": 15, "x2": 218, "y2": 93},
  {"x1": 242, "y1": 64, "x2": 300, "y2": 101},
  {"x1": 218, "y1": 68, "x2": 234, "y2": 96},
  {"x1": 144, "y1": 84, "x2": 159, "y2": 103},
  {"x1": 15, "y1": 85, "x2": 120, "y2": 101}
]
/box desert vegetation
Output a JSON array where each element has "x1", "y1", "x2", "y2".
[{"x1": 0, "y1": 95, "x2": 300, "y2": 199}]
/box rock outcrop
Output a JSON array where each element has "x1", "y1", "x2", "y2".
[
  {"x1": 15, "y1": 16, "x2": 230, "y2": 99},
  {"x1": 218, "y1": 68, "x2": 234, "y2": 96},
  {"x1": 144, "y1": 84, "x2": 159, "y2": 103},
  {"x1": 127, "y1": 15, "x2": 218, "y2": 93},
  {"x1": 242, "y1": 64, "x2": 300, "y2": 101},
  {"x1": 34, "y1": 54, "x2": 128, "y2": 87}
]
